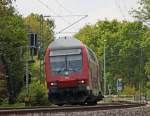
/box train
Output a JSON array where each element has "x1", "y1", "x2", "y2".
[{"x1": 44, "y1": 37, "x2": 103, "y2": 105}]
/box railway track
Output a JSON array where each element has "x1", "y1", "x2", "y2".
[{"x1": 0, "y1": 101, "x2": 146, "y2": 115}]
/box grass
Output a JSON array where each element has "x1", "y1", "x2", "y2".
[{"x1": 0, "y1": 102, "x2": 25, "y2": 108}]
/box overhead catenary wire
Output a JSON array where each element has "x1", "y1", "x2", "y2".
[
  {"x1": 37, "y1": 0, "x2": 88, "y2": 35},
  {"x1": 48, "y1": 0, "x2": 89, "y2": 35},
  {"x1": 113, "y1": 0, "x2": 127, "y2": 21},
  {"x1": 37, "y1": 0, "x2": 71, "y2": 25},
  {"x1": 37, "y1": 0, "x2": 58, "y2": 16},
  {"x1": 52, "y1": 0, "x2": 73, "y2": 15},
  {"x1": 122, "y1": 0, "x2": 128, "y2": 13},
  {"x1": 57, "y1": 15, "x2": 88, "y2": 34},
  {"x1": 56, "y1": 32, "x2": 78, "y2": 34},
  {"x1": 121, "y1": 0, "x2": 130, "y2": 21},
  {"x1": 44, "y1": 15, "x2": 88, "y2": 18}
]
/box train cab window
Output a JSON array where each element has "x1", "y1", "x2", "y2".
[
  {"x1": 88, "y1": 48, "x2": 97, "y2": 63},
  {"x1": 50, "y1": 56, "x2": 66, "y2": 75},
  {"x1": 67, "y1": 54, "x2": 82, "y2": 73},
  {"x1": 50, "y1": 49, "x2": 82, "y2": 76}
]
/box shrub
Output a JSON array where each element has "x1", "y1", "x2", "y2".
[
  {"x1": 146, "y1": 82, "x2": 150, "y2": 101},
  {"x1": 122, "y1": 85, "x2": 136, "y2": 95},
  {"x1": 146, "y1": 89, "x2": 150, "y2": 101},
  {"x1": 18, "y1": 80, "x2": 51, "y2": 106}
]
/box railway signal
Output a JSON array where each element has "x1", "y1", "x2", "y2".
[
  {"x1": 28, "y1": 33, "x2": 38, "y2": 47},
  {"x1": 28, "y1": 33, "x2": 38, "y2": 56}
]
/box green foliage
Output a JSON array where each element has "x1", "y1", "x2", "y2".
[
  {"x1": 75, "y1": 20, "x2": 149, "y2": 94},
  {"x1": 0, "y1": 0, "x2": 28, "y2": 103},
  {"x1": 0, "y1": 1, "x2": 55, "y2": 105},
  {"x1": 24, "y1": 13, "x2": 55, "y2": 49},
  {"x1": 132, "y1": 0, "x2": 150, "y2": 24},
  {"x1": 24, "y1": 14, "x2": 55, "y2": 83},
  {"x1": 29, "y1": 59, "x2": 40, "y2": 80},
  {"x1": 18, "y1": 80, "x2": 50, "y2": 106},
  {"x1": 0, "y1": 102, "x2": 25, "y2": 108},
  {"x1": 0, "y1": 1, "x2": 55, "y2": 104},
  {"x1": 123, "y1": 85, "x2": 136, "y2": 95},
  {"x1": 146, "y1": 82, "x2": 150, "y2": 100},
  {"x1": 146, "y1": 89, "x2": 150, "y2": 100},
  {"x1": 132, "y1": 0, "x2": 150, "y2": 88},
  {"x1": 145, "y1": 58, "x2": 150, "y2": 75},
  {"x1": 146, "y1": 82, "x2": 150, "y2": 88}
]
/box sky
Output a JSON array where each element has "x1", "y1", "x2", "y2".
[{"x1": 13, "y1": 0, "x2": 139, "y2": 36}]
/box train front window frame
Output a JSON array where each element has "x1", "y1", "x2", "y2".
[
  {"x1": 50, "y1": 49, "x2": 82, "y2": 56},
  {"x1": 49, "y1": 49, "x2": 82, "y2": 76}
]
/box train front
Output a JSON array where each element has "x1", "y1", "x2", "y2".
[{"x1": 44, "y1": 37, "x2": 90, "y2": 105}]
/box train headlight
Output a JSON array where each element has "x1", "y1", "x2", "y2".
[
  {"x1": 78, "y1": 80, "x2": 85, "y2": 84},
  {"x1": 50, "y1": 82, "x2": 57, "y2": 86}
]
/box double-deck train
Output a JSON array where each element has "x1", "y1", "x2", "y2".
[{"x1": 44, "y1": 37, "x2": 103, "y2": 105}]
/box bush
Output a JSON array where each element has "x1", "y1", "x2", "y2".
[
  {"x1": 146, "y1": 82, "x2": 150, "y2": 101},
  {"x1": 146, "y1": 82, "x2": 150, "y2": 88},
  {"x1": 18, "y1": 80, "x2": 51, "y2": 106},
  {"x1": 146, "y1": 89, "x2": 150, "y2": 101},
  {"x1": 122, "y1": 85, "x2": 136, "y2": 95}
]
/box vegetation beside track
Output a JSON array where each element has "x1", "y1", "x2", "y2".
[{"x1": 0, "y1": 0, "x2": 54, "y2": 105}]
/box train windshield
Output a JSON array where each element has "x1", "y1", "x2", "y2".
[{"x1": 50, "y1": 49, "x2": 82, "y2": 76}]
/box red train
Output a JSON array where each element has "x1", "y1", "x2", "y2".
[{"x1": 44, "y1": 37, "x2": 103, "y2": 105}]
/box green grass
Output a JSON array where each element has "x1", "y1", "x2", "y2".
[{"x1": 0, "y1": 103, "x2": 25, "y2": 108}]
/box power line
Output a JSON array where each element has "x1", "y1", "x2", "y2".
[
  {"x1": 113, "y1": 0, "x2": 127, "y2": 21},
  {"x1": 55, "y1": 32, "x2": 78, "y2": 34},
  {"x1": 44, "y1": 15, "x2": 88, "y2": 17},
  {"x1": 44, "y1": 15, "x2": 88, "y2": 35},
  {"x1": 37, "y1": 0, "x2": 58, "y2": 15},
  {"x1": 37, "y1": 0, "x2": 71, "y2": 25},
  {"x1": 52, "y1": 0, "x2": 73, "y2": 15},
  {"x1": 57, "y1": 15, "x2": 88, "y2": 34},
  {"x1": 121, "y1": 0, "x2": 129, "y2": 21},
  {"x1": 122, "y1": 0, "x2": 128, "y2": 12},
  {"x1": 37, "y1": 0, "x2": 88, "y2": 35}
]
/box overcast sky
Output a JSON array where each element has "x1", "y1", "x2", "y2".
[{"x1": 13, "y1": 0, "x2": 139, "y2": 36}]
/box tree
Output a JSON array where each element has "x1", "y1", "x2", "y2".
[
  {"x1": 23, "y1": 14, "x2": 55, "y2": 82},
  {"x1": 132, "y1": 0, "x2": 150, "y2": 86},
  {"x1": 24, "y1": 13, "x2": 55, "y2": 49},
  {"x1": 0, "y1": 0, "x2": 28, "y2": 103},
  {"x1": 132, "y1": 0, "x2": 150, "y2": 25},
  {"x1": 75, "y1": 20, "x2": 148, "y2": 94}
]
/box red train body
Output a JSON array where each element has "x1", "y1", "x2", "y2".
[{"x1": 44, "y1": 37, "x2": 103, "y2": 105}]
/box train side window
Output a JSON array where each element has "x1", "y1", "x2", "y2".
[{"x1": 88, "y1": 48, "x2": 97, "y2": 63}]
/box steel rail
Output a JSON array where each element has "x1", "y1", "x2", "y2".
[{"x1": 0, "y1": 102, "x2": 146, "y2": 115}]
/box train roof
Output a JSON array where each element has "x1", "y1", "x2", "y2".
[{"x1": 48, "y1": 37, "x2": 84, "y2": 50}]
